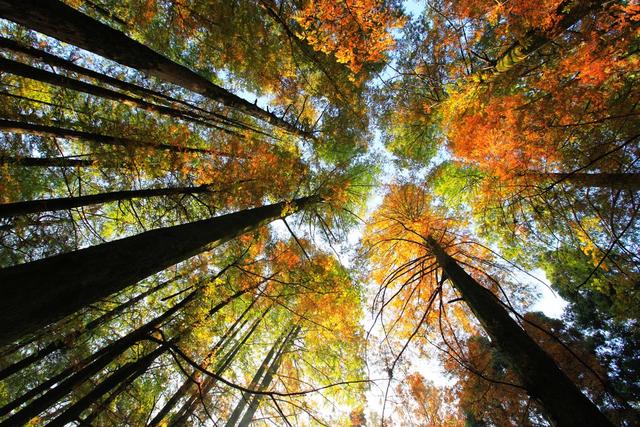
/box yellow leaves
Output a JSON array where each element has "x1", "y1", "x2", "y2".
[
  {"x1": 572, "y1": 217, "x2": 609, "y2": 271},
  {"x1": 280, "y1": 201, "x2": 296, "y2": 217}
]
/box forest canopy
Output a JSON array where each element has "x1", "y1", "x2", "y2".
[{"x1": 0, "y1": 0, "x2": 638, "y2": 425}]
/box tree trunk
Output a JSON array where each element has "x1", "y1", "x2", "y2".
[
  {"x1": 477, "y1": 0, "x2": 600, "y2": 78},
  {"x1": 0, "y1": 118, "x2": 237, "y2": 156},
  {"x1": 79, "y1": 366, "x2": 138, "y2": 425},
  {"x1": 0, "y1": 56, "x2": 240, "y2": 134},
  {"x1": 0, "y1": 184, "x2": 211, "y2": 218},
  {"x1": 0, "y1": 36, "x2": 264, "y2": 136},
  {"x1": 0, "y1": 195, "x2": 321, "y2": 344},
  {"x1": 425, "y1": 237, "x2": 614, "y2": 427},
  {"x1": 147, "y1": 299, "x2": 257, "y2": 427},
  {"x1": 0, "y1": 155, "x2": 97, "y2": 167},
  {"x1": 0, "y1": 0, "x2": 311, "y2": 138},
  {"x1": 237, "y1": 325, "x2": 299, "y2": 427},
  {"x1": 47, "y1": 343, "x2": 170, "y2": 427},
  {"x1": 0, "y1": 291, "x2": 196, "y2": 425},
  {"x1": 167, "y1": 306, "x2": 271, "y2": 426},
  {"x1": 224, "y1": 326, "x2": 291, "y2": 427},
  {"x1": 0, "y1": 274, "x2": 181, "y2": 381},
  {"x1": 528, "y1": 172, "x2": 640, "y2": 191}
]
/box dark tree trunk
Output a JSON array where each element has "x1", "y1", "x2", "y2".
[
  {"x1": 0, "y1": 36, "x2": 263, "y2": 136},
  {"x1": 425, "y1": 237, "x2": 614, "y2": 427},
  {"x1": 47, "y1": 343, "x2": 170, "y2": 427},
  {"x1": 0, "y1": 155, "x2": 97, "y2": 167},
  {"x1": 0, "y1": 184, "x2": 211, "y2": 218},
  {"x1": 0, "y1": 57, "x2": 239, "y2": 134},
  {"x1": 167, "y1": 306, "x2": 270, "y2": 426},
  {"x1": 237, "y1": 325, "x2": 299, "y2": 427},
  {"x1": 79, "y1": 366, "x2": 138, "y2": 425},
  {"x1": 147, "y1": 299, "x2": 257, "y2": 427},
  {"x1": 530, "y1": 172, "x2": 640, "y2": 191},
  {"x1": 224, "y1": 326, "x2": 291, "y2": 427},
  {"x1": 0, "y1": 292, "x2": 196, "y2": 425},
  {"x1": 0, "y1": 196, "x2": 321, "y2": 344},
  {"x1": 0, "y1": 275, "x2": 181, "y2": 381},
  {"x1": 0, "y1": 118, "x2": 237, "y2": 156},
  {"x1": 0, "y1": 0, "x2": 311, "y2": 138}
]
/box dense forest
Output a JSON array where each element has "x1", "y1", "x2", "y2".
[{"x1": 0, "y1": 0, "x2": 638, "y2": 425}]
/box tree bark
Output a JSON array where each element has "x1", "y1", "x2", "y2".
[
  {"x1": 425, "y1": 237, "x2": 614, "y2": 427},
  {"x1": 0, "y1": 275, "x2": 181, "y2": 381},
  {"x1": 0, "y1": 195, "x2": 321, "y2": 344},
  {"x1": 0, "y1": 291, "x2": 196, "y2": 425},
  {"x1": 0, "y1": 56, "x2": 239, "y2": 134},
  {"x1": 47, "y1": 343, "x2": 170, "y2": 427},
  {"x1": 237, "y1": 325, "x2": 299, "y2": 427},
  {"x1": 476, "y1": 0, "x2": 600, "y2": 79},
  {"x1": 528, "y1": 172, "x2": 640, "y2": 191},
  {"x1": 0, "y1": 184, "x2": 211, "y2": 218},
  {"x1": 148, "y1": 299, "x2": 257, "y2": 426},
  {"x1": 0, "y1": 0, "x2": 311, "y2": 138},
  {"x1": 0, "y1": 36, "x2": 263, "y2": 136},
  {"x1": 0, "y1": 155, "x2": 97, "y2": 167},
  {"x1": 224, "y1": 326, "x2": 291, "y2": 427},
  {"x1": 166, "y1": 306, "x2": 270, "y2": 426},
  {"x1": 0, "y1": 118, "x2": 236, "y2": 156}
]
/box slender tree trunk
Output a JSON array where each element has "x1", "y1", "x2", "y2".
[
  {"x1": 47, "y1": 343, "x2": 171, "y2": 427},
  {"x1": 0, "y1": 0, "x2": 311, "y2": 138},
  {"x1": 0, "y1": 275, "x2": 181, "y2": 381},
  {"x1": 237, "y1": 325, "x2": 299, "y2": 427},
  {"x1": 527, "y1": 172, "x2": 640, "y2": 191},
  {"x1": 0, "y1": 56, "x2": 239, "y2": 134},
  {"x1": 148, "y1": 298, "x2": 258, "y2": 427},
  {"x1": 478, "y1": 0, "x2": 600, "y2": 78},
  {"x1": 0, "y1": 119, "x2": 237, "y2": 156},
  {"x1": 0, "y1": 155, "x2": 97, "y2": 167},
  {"x1": 0, "y1": 195, "x2": 321, "y2": 344},
  {"x1": 224, "y1": 326, "x2": 291, "y2": 427},
  {"x1": 0, "y1": 184, "x2": 212, "y2": 218},
  {"x1": 0, "y1": 291, "x2": 196, "y2": 425},
  {"x1": 167, "y1": 306, "x2": 271, "y2": 426},
  {"x1": 425, "y1": 237, "x2": 614, "y2": 427},
  {"x1": 0, "y1": 36, "x2": 265, "y2": 136},
  {"x1": 79, "y1": 366, "x2": 138, "y2": 425}
]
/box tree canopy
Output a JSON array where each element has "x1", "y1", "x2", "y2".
[{"x1": 0, "y1": 0, "x2": 638, "y2": 425}]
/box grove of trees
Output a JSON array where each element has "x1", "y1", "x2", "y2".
[{"x1": 0, "y1": 0, "x2": 637, "y2": 426}]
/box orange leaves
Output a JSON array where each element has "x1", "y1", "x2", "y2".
[
  {"x1": 294, "y1": 0, "x2": 403, "y2": 74},
  {"x1": 443, "y1": 91, "x2": 559, "y2": 179}
]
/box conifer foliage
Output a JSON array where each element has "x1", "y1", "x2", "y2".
[{"x1": 0, "y1": 0, "x2": 638, "y2": 425}]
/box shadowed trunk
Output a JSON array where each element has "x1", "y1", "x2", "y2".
[
  {"x1": 166, "y1": 306, "x2": 270, "y2": 427},
  {"x1": 224, "y1": 326, "x2": 292, "y2": 427},
  {"x1": 0, "y1": 155, "x2": 97, "y2": 167},
  {"x1": 237, "y1": 325, "x2": 299, "y2": 427},
  {"x1": 0, "y1": 275, "x2": 181, "y2": 381},
  {"x1": 0, "y1": 291, "x2": 196, "y2": 425},
  {"x1": 0, "y1": 118, "x2": 238, "y2": 156},
  {"x1": 0, "y1": 0, "x2": 311, "y2": 138},
  {"x1": 0, "y1": 57, "x2": 240, "y2": 134},
  {"x1": 0, "y1": 36, "x2": 264, "y2": 136},
  {"x1": 47, "y1": 343, "x2": 171, "y2": 427},
  {"x1": 0, "y1": 195, "x2": 321, "y2": 344},
  {"x1": 425, "y1": 237, "x2": 614, "y2": 427},
  {"x1": 0, "y1": 184, "x2": 212, "y2": 218},
  {"x1": 528, "y1": 172, "x2": 640, "y2": 191}
]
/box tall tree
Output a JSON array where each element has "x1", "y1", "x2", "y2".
[
  {"x1": 0, "y1": 195, "x2": 321, "y2": 344},
  {"x1": 0, "y1": 0, "x2": 311, "y2": 137},
  {"x1": 363, "y1": 184, "x2": 615, "y2": 426}
]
